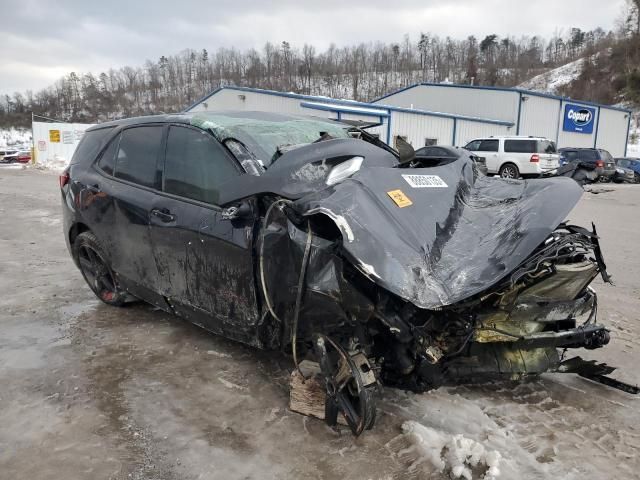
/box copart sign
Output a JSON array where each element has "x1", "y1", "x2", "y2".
[{"x1": 563, "y1": 103, "x2": 596, "y2": 134}]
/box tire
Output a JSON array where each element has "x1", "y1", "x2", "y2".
[
  {"x1": 635, "y1": 173, "x2": 640, "y2": 184},
  {"x1": 72, "y1": 231, "x2": 129, "y2": 306},
  {"x1": 499, "y1": 163, "x2": 519, "y2": 179}
]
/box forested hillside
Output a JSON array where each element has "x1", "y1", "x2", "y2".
[{"x1": 2, "y1": 8, "x2": 640, "y2": 128}]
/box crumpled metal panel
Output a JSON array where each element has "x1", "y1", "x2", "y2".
[{"x1": 296, "y1": 156, "x2": 583, "y2": 310}]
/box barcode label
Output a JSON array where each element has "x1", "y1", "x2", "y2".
[{"x1": 402, "y1": 174, "x2": 448, "y2": 188}]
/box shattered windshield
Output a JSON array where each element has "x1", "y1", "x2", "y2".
[{"x1": 190, "y1": 112, "x2": 351, "y2": 167}]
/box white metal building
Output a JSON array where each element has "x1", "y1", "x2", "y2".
[
  {"x1": 373, "y1": 83, "x2": 632, "y2": 157},
  {"x1": 32, "y1": 121, "x2": 95, "y2": 168},
  {"x1": 185, "y1": 86, "x2": 515, "y2": 149}
]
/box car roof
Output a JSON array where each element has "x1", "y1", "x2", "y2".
[{"x1": 87, "y1": 110, "x2": 345, "y2": 132}]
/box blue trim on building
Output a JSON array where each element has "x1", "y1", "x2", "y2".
[
  {"x1": 299, "y1": 101, "x2": 390, "y2": 117},
  {"x1": 372, "y1": 82, "x2": 632, "y2": 114},
  {"x1": 185, "y1": 85, "x2": 514, "y2": 127},
  {"x1": 386, "y1": 109, "x2": 392, "y2": 145},
  {"x1": 624, "y1": 113, "x2": 632, "y2": 156},
  {"x1": 593, "y1": 106, "x2": 601, "y2": 148}
]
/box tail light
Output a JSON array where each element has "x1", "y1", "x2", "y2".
[
  {"x1": 530, "y1": 154, "x2": 540, "y2": 163},
  {"x1": 59, "y1": 170, "x2": 70, "y2": 188},
  {"x1": 595, "y1": 160, "x2": 604, "y2": 168}
]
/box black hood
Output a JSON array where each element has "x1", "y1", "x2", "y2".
[
  {"x1": 294, "y1": 152, "x2": 583, "y2": 309},
  {"x1": 218, "y1": 138, "x2": 583, "y2": 309}
]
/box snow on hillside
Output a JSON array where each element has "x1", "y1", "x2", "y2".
[
  {"x1": 0, "y1": 128, "x2": 32, "y2": 149},
  {"x1": 518, "y1": 58, "x2": 584, "y2": 94}
]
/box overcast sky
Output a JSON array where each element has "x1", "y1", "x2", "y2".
[{"x1": 0, "y1": 0, "x2": 626, "y2": 95}]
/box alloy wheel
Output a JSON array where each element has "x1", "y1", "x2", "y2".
[{"x1": 77, "y1": 244, "x2": 118, "y2": 302}]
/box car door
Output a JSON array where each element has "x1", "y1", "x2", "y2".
[
  {"x1": 149, "y1": 124, "x2": 261, "y2": 344},
  {"x1": 106, "y1": 124, "x2": 168, "y2": 307},
  {"x1": 476, "y1": 139, "x2": 500, "y2": 173}
]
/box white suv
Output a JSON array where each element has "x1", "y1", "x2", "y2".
[{"x1": 463, "y1": 136, "x2": 560, "y2": 178}]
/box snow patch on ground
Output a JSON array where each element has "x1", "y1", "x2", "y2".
[
  {"x1": 384, "y1": 388, "x2": 563, "y2": 479},
  {"x1": 518, "y1": 58, "x2": 584, "y2": 94},
  {"x1": 401, "y1": 421, "x2": 502, "y2": 479}
]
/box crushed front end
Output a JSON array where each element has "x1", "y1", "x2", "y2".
[
  {"x1": 219, "y1": 138, "x2": 636, "y2": 435},
  {"x1": 374, "y1": 223, "x2": 613, "y2": 392}
]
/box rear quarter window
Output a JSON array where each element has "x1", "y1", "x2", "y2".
[
  {"x1": 504, "y1": 140, "x2": 537, "y2": 153},
  {"x1": 70, "y1": 127, "x2": 114, "y2": 165}
]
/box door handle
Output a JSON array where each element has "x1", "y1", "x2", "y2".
[
  {"x1": 151, "y1": 208, "x2": 175, "y2": 223},
  {"x1": 87, "y1": 184, "x2": 101, "y2": 193}
]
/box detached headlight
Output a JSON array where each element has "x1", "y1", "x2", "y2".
[
  {"x1": 325, "y1": 156, "x2": 364, "y2": 186},
  {"x1": 616, "y1": 168, "x2": 625, "y2": 174}
]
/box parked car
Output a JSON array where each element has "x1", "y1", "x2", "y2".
[
  {"x1": 3, "y1": 150, "x2": 31, "y2": 163},
  {"x1": 463, "y1": 136, "x2": 559, "y2": 179},
  {"x1": 413, "y1": 145, "x2": 488, "y2": 175},
  {"x1": 615, "y1": 157, "x2": 640, "y2": 183},
  {"x1": 559, "y1": 148, "x2": 616, "y2": 182},
  {"x1": 612, "y1": 162, "x2": 636, "y2": 183},
  {"x1": 61, "y1": 111, "x2": 623, "y2": 435},
  {"x1": 0, "y1": 149, "x2": 18, "y2": 163}
]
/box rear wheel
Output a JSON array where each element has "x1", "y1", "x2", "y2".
[
  {"x1": 635, "y1": 173, "x2": 640, "y2": 184},
  {"x1": 73, "y1": 231, "x2": 128, "y2": 306},
  {"x1": 499, "y1": 163, "x2": 519, "y2": 179}
]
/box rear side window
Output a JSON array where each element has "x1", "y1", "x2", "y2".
[
  {"x1": 70, "y1": 127, "x2": 114, "y2": 165},
  {"x1": 477, "y1": 139, "x2": 499, "y2": 152},
  {"x1": 114, "y1": 126, "x2": 163, "y2": 188},
  {"x1": 163, "y1": 126, "x2": 240, "y2": 204},
  {"x1": 504, "y1": 140, "x2": 536, "y2": 153},
  {"x1": 96, "y1": 136, "x2": 119, "y2": 175}
]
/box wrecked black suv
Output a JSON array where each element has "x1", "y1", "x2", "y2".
[{"x1": 61, "y1": 111, "x2": 631, "y2": 436}]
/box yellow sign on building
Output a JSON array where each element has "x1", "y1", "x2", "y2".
[{"x1": 49, "y1": 130, "x2": 60, "y2": 143}]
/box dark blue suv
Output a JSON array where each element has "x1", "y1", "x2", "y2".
[{"x1": 615, "y1": 157, "x2": 640, "y2": 183}]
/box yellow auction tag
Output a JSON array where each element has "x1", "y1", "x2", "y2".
[{"x1": 387, "y1": 189, "x2": 413, "y2": 208}]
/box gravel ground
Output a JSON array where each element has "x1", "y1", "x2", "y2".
[{"x1": 1, "y1": 166, "x2": 639, "y2": 480}]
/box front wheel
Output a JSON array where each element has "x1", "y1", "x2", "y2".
[
  {"x1": 635, "y1": 173, "x2": 640, "y2": 184},
  {"x1": 499, "y1": 163, "x2": 520, "y2": 179},
  {"x1": 73, "y1": 231, "x2": 129, "y2": 306}
]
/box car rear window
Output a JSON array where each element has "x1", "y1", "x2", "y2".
[
  {"x1": 580, "y1": 150, "x2": 599, "y2": 161},
  {"x1": 599, "y1": 150, "x2": 613, "y2": 161},
  {"x1": 70, "y1": 127, "x2": 114, "y2": 165},
  {"x1": 538, "y1": 140, "x2": 557, "y2": 153}
]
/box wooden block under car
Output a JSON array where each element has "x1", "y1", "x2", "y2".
[{"x1": 289, "y1": 360, "x2": 347, "y2": 426}]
